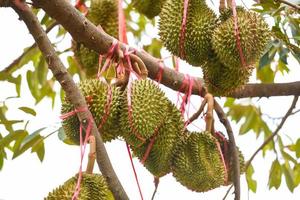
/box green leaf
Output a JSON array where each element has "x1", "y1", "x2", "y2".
[
  {"x1": 31, "y1": 139, "x2": 45, "y2": 162},
  {"x1": 282, "y1": 162, "x2": 296, "y2": 192},
  {"x1": 268, "y1": 159, "x2": 282, "y2": 189},
  {"x1": 37, "y1": 56, "x2": 48, "y2": 85},
  {"x1": 58, "y1": 127, "x2": 75, "y2": 145},
  {"x1": 18, "y1": 107, "x2": 36, "y2": 116},
  {"x1": 12, "y1": 128, "x2": 46, "y2": 159},
  {"x1": 294, "y1": 164, "x2": 300, "y2": 187},
  {"x1": 256, "y1": 64, "x2": 275, "y2": 83},
  {"x1": 246, "y1": 164, "x2": 257, "y2": 193},
  {"x1": 295, "y1": 139, "x2": 300, "y2": 158},
  {"x1": 0, "y1": 130, "x2": 27, "y2": 149}
]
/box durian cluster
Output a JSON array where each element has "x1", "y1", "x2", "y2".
[
  {"x1": 61, "y1": 78, "x2": 245, "y2": 192},
  {"x1": 73, "y1": 0, "x2": 118, "y2": 78},
  {"x1": 45, "y1": 173, "x2": 114, "y2": 200},
  {"x1": 159, "y1": 1, "x2": 271, "y2": 95}
]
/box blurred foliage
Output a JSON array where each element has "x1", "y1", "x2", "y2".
[{"x1": 0, "y1": 0, "x2": 299, "y2": 196}]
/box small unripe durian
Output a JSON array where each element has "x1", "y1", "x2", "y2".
[
  {"x1": 120, "y1": 79, "x2": 170, "y2": 146},
  {"x1": 73, "y1": 0, "x2": 118, "y2": 78},
  {"x1": 61, "y1": 79, "x2": 121, "y2": 144},
  {"x1": 159, "y1": 0, "x2": 218, "y2": 66},
  {"x1": 44, "y1": 173, "x2": 114, "y2": 200},
  {"x1": 171, "y1": 131, "x2": 226, "y2": 192},
  {"x1": 132, "y1": 0, "x2": 166, "y2": 19}
]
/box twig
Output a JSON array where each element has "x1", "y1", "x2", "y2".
[
  {"x1": 187, "y1": 98, "x2": 207, "y2": 124},
  {"x1": 11, "y1": 3, "x2": 129, "y2": 200},
  {"x1": 151, "y1": 177, "x2": 159, "y2": 200},
  {"x1": 245, "y1": 96, "x2": 299, "y2": 170},
  {"x1": 214, "y1": 100, "x2": 240, "y2": 200},
  {"x1": 0, "y1": 20, "x2": 58, "y2": 75},
  {"x1": 223, "y1": 184, "x2": 234, "y2": 200},
  {"x1": 205, "y1": 93, "x2": 214, "y2": 133},
  {"x1": 275, "y1": 0, "x2": 300, "y2": 10},
  {"x1": 86, "y1": 135, "x2": 96, "y2": 174}
]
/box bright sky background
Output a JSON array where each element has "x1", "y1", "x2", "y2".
[{"x1": 1, "y1": 0, "x2": 300, "y2": 200}]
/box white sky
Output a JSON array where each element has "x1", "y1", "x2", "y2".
[{"x1": 0, "y1": 1, "x2": 300, "y2": 200}]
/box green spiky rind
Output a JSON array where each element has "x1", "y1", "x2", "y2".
[
  {"x1": 88, "y1": 0, "x2": 118, "y2": 38},
  {"x1": 159, "y1": 0, "x2": 218, "y2": 66},
  {"x1": 171, "y1": 131, "x2": 226, "y2": 192},
  {"x1": 132, "y1": 0, "x2": 166, "y2": 19},
  {"x1": 73, "y1": 42, "x2": 99, "y2": 78},
  {"x1": 212, "y1": 9, "x2": 271, "y2": 68},
  {"x1": 73, "y1": 0, "x2": 118, "y2": 78},
  {"x1": 218, "y1": 6, "x2": 246, "y2": 22},
  {"x1": 61, "y1": 79, "x2": 121, "y2": 145},
  {"x1": 131, "y1": 103, "x2": 185, "y2": 177},
  {"x1": 120, "y1": 79, "x2": 170, "y2": 146},
  {"x1": 45, "y1": 173, "x2": 113, "y2": 200},
  {"x1": 202, "y1": 55, "x2": 252, "y2": 95}
]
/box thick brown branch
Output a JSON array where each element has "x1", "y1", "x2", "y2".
[
  {"x1": 245, "y1": 96, "x2": 299, "y2": 170},
  {"x1": 229, "y1": 81, "x2": 300, "y2": 98},
  {"x1": 214, "y1": 100, "x2": 240, "y2": 200},
  {"x1": 11, "y1": 3, "x2": 128, "y2": 200}
]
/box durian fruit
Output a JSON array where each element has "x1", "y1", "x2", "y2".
[
  {"x1": 45, "y1": 173, "x2": 114, "y2": 200},
  {"x1": 213, "y1": 132, "x2": 245, "y2": 184},
  {"x1": 202, "y1": 52, "x2": 252, "y2": 95},
  {"x1": 171, "y1": 131, "x2": 227, "y2": 192},
  {"x1": 73, "y1": 0, "x2": 118, "y2": 78},
  {"x1": 131, "y1": 103, "x2": 185, "y2": 177},
  {"x1": 120, "y1": 79, "x2": 170, "y2": 146},
  {"x1": 218, "y1": 6, "x2": 246, "y2": 22},
  {"x1": 61, "y1": 79, "x2": 121, "y2": 145},
  {"x1": 132, "y1": 0, "x2": 166, "y2": 19},
  {"x1": 212, "y1": 9, "x2": 271, "y2": 68},
  {"x1": 159, "y1": 0, "x2": 218, "y2": 66},
  {"x1": 88, "y1": 0, "x2": 118, "y2": 37}
]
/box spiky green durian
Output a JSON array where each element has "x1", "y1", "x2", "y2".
[
  {"x1": 88, "y1": 0, "x2": 118, "y2": 38},
  {"x1": 45, "y1": 173, "x2": 114, "y2": 200},
  {"x1": 131, "y1": 103, "x2": 185, "y2": 177},
  {"x1": 132, "y1": 0, "x2": 166, "y2": 19},
  {"x1": 202, "y1": 53, "x2": 252, "y2": 95},
  {"x1": 171, "y1": 131, "x2": 226, "y2": 192},
  {"x1": 159, "y1": 0, "x2": 218, "y2": 66},
  {"x1": 61, "y1": 79, "x2": 121, "y2": 145},
  {"x1": 120, "y1": 79, "x2": 170, "y2": 146},
  {"x1": 212, "y1": 9, "x2": 271, "y2": 68},
  {"x1": 73, "y1": 0, "x2": 118, "y2": 78}
]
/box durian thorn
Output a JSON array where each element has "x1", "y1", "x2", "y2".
[
  {"x1": 204, "y1": 93, "x2": 214, "y2": 133},
  {"x1": 187, "y1": 98, "x2": 208, "y2": 125},
  {"x1": 129, "y1": 54, "x2": 148, "y2": 79},
  {"x1": 219, "y1": 0, "x2": 226, "y2": 11},
  {"x1": 86, "y1": 135, "x2": 96, "y2": 174}
]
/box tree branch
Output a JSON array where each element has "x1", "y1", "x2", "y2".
[
  {"x1": 214, "y1": 100, "x2": 240, "y2": 200},
  {"x1": 10, "y1": 2, "x2": 128, "y2": 200},
  {"x1": 245, "y1": 95, "x2": 299, "y2": 170},
  {"x1": 275, "y1": 0, "x2": 300, "y2": 10}
]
